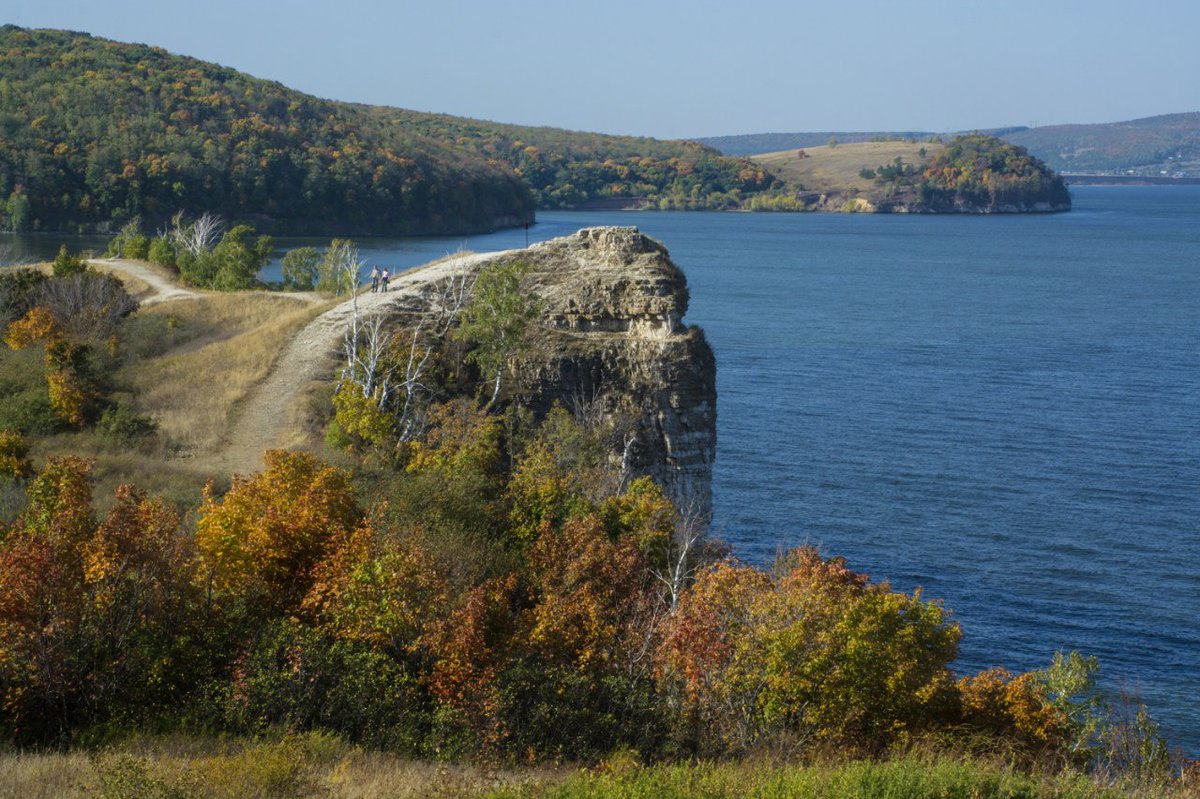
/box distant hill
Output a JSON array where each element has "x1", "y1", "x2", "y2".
[
  {"x1": 0, "y1": 27, "x2": 774, "y2": 235},
  {"x1": 701, "y1": 128, "x2": 1029, "y2": 157},
  {"x1": 748, "y1": 135, "x2": 1069, "y2": 213},
  {"x1": 1002, "y1": 113, "x2": 1200, "y2": 175},
  {"x1": 700, "y1": 114, "x2": 1200, "y2": 177}
]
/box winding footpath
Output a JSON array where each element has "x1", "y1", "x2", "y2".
[{"x1": 94, "y1": 253, "x2": 511, "y2": 475}]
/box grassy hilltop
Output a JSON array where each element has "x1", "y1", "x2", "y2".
[{"x1": 750, "y1": 135, "x2": 1070, "y2": 213}]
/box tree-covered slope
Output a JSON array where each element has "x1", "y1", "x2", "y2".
[
  {"x1": 1002, "y1": 112, "x2": 1200, "y2": 175},
  {"x1": 0, "y1": 27, "x2": 778, "y2": 235},
  {"x1": 383, "y1": 110, "x2": 777, "y2": 209},
  {"x1": 0, "y1": 26, "x2": 536, "y2": 235}
]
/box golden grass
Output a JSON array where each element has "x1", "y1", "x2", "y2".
[
  {"x1": 0, "y1": 736, "x2": 565, "y2": 799},
  {"x1": 124, "y1": 293, "x2": 334, "y2": 455},
  {"x1": 752, "y1": 141, "x2": 945, "y2": 196},
  {"x1": 87, "y1": 262, "x2": 154, "y2": 296},
  {"x1": 0, "y1": 750, "x2": 96, "y2": 799}
]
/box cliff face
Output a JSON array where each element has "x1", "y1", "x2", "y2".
[{"x1": 484, "y1": 227, "x2": 717, "y2": 518}]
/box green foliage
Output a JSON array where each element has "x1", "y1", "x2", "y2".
[
  {"x1": 315, "y1": 239, "x2": 360, "y2": 296},
  {"x1": 147, "y1": 235, "x2": 176, "y2": 267},
  {"x1": 0, "y1": 26, "x2": 786, "y2": 235},
  {"x1": 454, "y1": 261, "x2": 542, "y2": 406},
  {"x1": 5, "y1": 191, "x2": 30, "y2": 232},
  {"x1": 916, "y1": 135, "x2": 1070, "y2": 210},
  {"x1": 280, "y1": 246, "x2": 319, "y2": 291},
  {"x1": 96, "y1": 403, "x2": 158, "y2": 445},
  {"x1": 177, "y1": 224, "x2": 270, "y2": 290},
  {"x1": 217, "y1": 619, "x2": 428, "y2": 752},
  {"x1": 106, "y1": 219, "x2": 149, "y2": 259},
  {"x1": 51, "y1": 245, "x2": 88, "y2": 277},
  {"x1": 0, "y1": 268, "x2": 48, "y2": 325},
  {"x1": 0, "y1": 26, "x2": 533, "y2": 236}
]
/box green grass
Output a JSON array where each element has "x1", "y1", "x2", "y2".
[
  {"x1": 1, "y1": 738, "x2": 1189, "y2": 799},
  {"x1": 490, "y1": 757, "x2": 1188, "y2": 799}
]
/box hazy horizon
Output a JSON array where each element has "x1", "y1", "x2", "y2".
[{"x1": 6, "y1": 0, "x2": 1200, "y2": 140}]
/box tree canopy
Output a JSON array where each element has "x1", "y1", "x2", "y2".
[{"x1": 0, "y1": 26, "x2": 778, "y2": 235}]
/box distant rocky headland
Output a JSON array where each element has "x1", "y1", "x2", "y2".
[{"x1": 747, "y1": 135, "x2": 1071, "y2": 214}]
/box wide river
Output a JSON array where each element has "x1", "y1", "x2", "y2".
[{"x1": 6, "y1": 187, "x2": 1198, "y2": 754}]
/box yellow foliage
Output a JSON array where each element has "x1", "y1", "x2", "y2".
[{"x1": 195, "y1": 450, "x2": 362, "y2": 612}]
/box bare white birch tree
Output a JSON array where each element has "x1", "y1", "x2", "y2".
[
  {"x1": 170, "y1": 211, "x2": 224, "y2": 258},
  {"x1": 652, "y1": 494, "x2": 711, "y2": 610},
  {"x1": 339, "y1": 267, "x2": 474, "y2": 441}
]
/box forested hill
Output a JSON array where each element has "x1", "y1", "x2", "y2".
[
  {"x1": 0, "y1": 27, "x2": 775, "y2": 235},
  {"x1": 1002, "y1": 112, "x2": 1200, "y2": 175},
  {"x1": 0, "y1": 26, "x2": 539, "y2": 235}
]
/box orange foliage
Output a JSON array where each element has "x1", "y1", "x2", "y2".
[
  {"x1": 195, "y1": 450, "x2": 363, "y2": 612},
  {"x1": 4, "y1": 307, "x2": 59, "y2": 350},
  {"x1": 524, "y1": 515, "x2": 655, "y2": 674},
  {"x1": 958, "y1": 667, "x2": 1071, "y2": 750},
  {"x1": 302, "y1": 529, "x2": 449, "y2": 657}
]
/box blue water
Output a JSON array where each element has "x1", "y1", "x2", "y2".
[{"x1": 5, "y1": 188, "x2": 1198, "y2": 754}]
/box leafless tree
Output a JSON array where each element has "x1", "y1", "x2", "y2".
[
  {"x1": 568, "y1": 384, "x2": 607, "y2": 433},
  {"x1": 170, "y1": 211, "x2": 224, "y2": 258},
  {"x1": 0, "y1": 243, "x2": 27, "y2": 266},
  {"x1": 340, "y1": 268, "x2": 475, "y2": 441},
  {"x1": 37, "y1": 272, "x2": 139, "y2": 341},
  {"x1": 652, "y1": 493, "x2": 712, "y2": 610}
]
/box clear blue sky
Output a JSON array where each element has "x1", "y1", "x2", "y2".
[{"x1": 5, "y1": 0, "x2": 1198, "y2": 139}]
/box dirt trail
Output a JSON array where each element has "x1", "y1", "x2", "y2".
[
  {"x1": 88, "y1": 258, "x2": 203, "y2": 304},
  {"x1": 210, "y1": 250, "x2": 511, "y2": 475},
  {"x1": 88, "y1": 252, "x2": 510, "y2": 476}
]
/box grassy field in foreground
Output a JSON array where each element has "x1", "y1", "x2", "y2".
[
  {"x1": 752, "y1": 141, "x2": 944, "y2": 196},
  {"x1": 0, "y1": 735, "x2": 1192, "y2": 799},
  {"x1": 23, "y1": 289, "x2": 336, "y2": 506}
]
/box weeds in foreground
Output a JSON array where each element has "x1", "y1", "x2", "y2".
[{"x1": 1, "y1": 736, "x2": 1196, "y2": 799}]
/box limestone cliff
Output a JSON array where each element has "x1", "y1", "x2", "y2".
[
  {"x1": 486, "y1": 227, "x2": 717, "y2": 518},
  {"x1": 351, "y1": 226, "x2": 716, "y2": 517}
]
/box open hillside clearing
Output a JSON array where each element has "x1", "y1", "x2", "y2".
[{"x1": 752, "y1": 140, "x2": 944, "y2": 197}]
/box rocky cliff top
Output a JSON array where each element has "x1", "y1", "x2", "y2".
[{"x1": 495, "y1": 226, "x2": 716, "y2": 518}]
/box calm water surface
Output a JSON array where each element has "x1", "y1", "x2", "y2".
[{"x1": 6, "y1": 188, "x2": 1198, "y2": 754}]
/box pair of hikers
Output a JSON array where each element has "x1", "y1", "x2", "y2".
[{"x1": 369, "y1": 265, "x2": 390, "y2": 293}]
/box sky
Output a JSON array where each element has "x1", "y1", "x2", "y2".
[{"x1": 4, "y1": 0, "x2": 1199, "y2": 139}]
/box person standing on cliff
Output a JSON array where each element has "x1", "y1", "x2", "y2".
[
  {"x1": 380, "y1": 268, "x2": 390, "y2": 292},
  {"x1": 369, "y1": 265, "x2": 380, "y2": 293}
]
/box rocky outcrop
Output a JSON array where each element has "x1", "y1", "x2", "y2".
[{"x1": 478, "y1": 227, "x2": 716, "y2": 518}]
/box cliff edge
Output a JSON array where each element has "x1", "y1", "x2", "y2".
[{"x1": 490, "y1": 227, "x2": 717, "y2": 518}]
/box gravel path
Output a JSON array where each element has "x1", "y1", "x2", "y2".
[
  {"x1": 88, "y1": 252, "x2": 513, "y2": 475},
  {"x1": 88, "y1": 258, "x2": 203, "y2": 304},
  {"x1": 210, "y1": 250, "x2": 511, "y2": 474}
]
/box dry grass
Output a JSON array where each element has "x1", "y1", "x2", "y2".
[
  {"x1": 124, "y1": 293, "x2": 334, "y2": 455},
  {"x1": 87, "y1": 262, "x2": 154, "y2": 297},
  {"x1": 0, "y1": 750, "x2": 96, "y2": 799},
  {"x1": 752, "y1": 140, "x2": 944, "y2": 195},
  {"x1": 0, "y1": 736, "x2": 566, "y2": 799}
]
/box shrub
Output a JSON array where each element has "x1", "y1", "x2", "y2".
[
  {"x1": 0, "y1": 268, "x2": 48, "y2": 325},
  {"x1": 281, "y1": 246, "x2": 319, "y2": 291},
  {"x1": 0, "y1": 428, "x2": 34, "y2": 479},
  {"x1": 220, "y1": 620, "x2": 429, "y2": 751},
  {"x1": 97, "y1": 404, "x2": 158, "y2": 445},
  {"x1": 147, "y1": 235, "x2": 176, "y2": 268},
  {"x1": 36, "y1": 271, "x2": 138, "y2": 342},
  {"x1": 51, "y1": 244, "x2": 87, "y2": 277}
]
